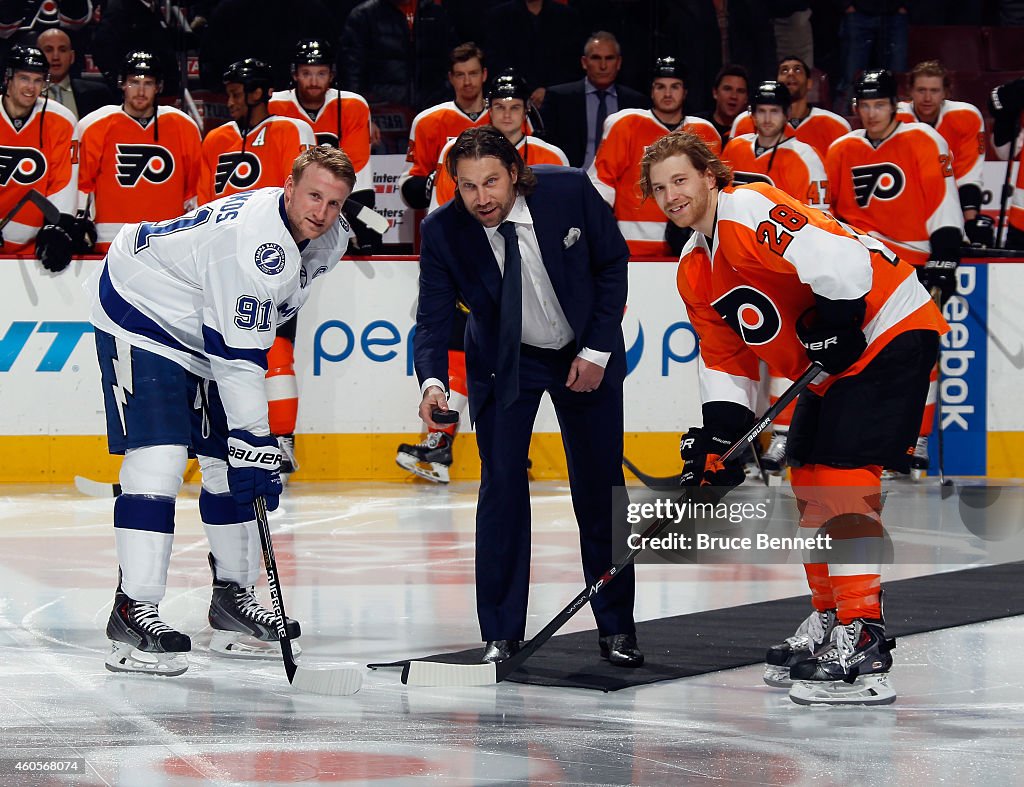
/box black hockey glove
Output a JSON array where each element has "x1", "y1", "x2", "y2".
[
  {"x1": 989, "y1": 78, "x2": 1024, "y2": 119},
  {"x1": 226, "y1": 430, "x2": 282, "y2": 510},
  {"x1": 400, "y1": 173, "x2": 434, "y2": 210},
  {"x1": 964, "y1": 215, "x2": 995, "y2": 249},
  {"x1": 918, "y1": 258, "x2": 958, "y2": 305},
  {"x1": 796, "y1": 297, "x2": 867, "y2": 375},
  {"x1": 70, "y1": 212, "x2": 97, "y2": 254},
  {"x1": 35, "y1": 218, "x2": 74, "y2": 272},
  {"x1": 679, "y1": 426, "x2": 745, "y2": 491}
]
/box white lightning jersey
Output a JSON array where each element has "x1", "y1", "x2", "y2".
[{"x1": 87, "y1": 187, "x2": 350, "y2": 433}]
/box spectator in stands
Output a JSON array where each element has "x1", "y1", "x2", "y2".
[
  {"x1": 90, "y1": 0, "x2": 182, "y2": 97},
  {"x1": 0, "y1": 0, "x2": 92, "y2": 62},
  {"x1": 541, "y1": 31, "x2": 648, "y2": 169},
  {"x1": 481, "y1": 0, "x2": 585, "y2": 109},
  {"x1": 728, "y1": 0, "x2": 776, "y2": 84},
  {"x1": 36, "y1": 28, "x2": 113, "y2": 119},
  {"x1": 771, "y1": 2, "x2": 813, "y2": 68},
  {"x1": 832, "y1": 1, "x2": 911, "y2": 114},
  {"x1": 700, "y1": 64, "x2": 749, "y2": 145},
  {"x1": 338, "y1": 0, "x2": 457, "y2": 112}
]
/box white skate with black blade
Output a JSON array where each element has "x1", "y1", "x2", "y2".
[
  {"x1": 761, "y1": 431, "x2": 788, "y2": 475},
  {"x1": 909, "y1": 436, "x2": 928, "y2": 481},
  {"x1": 105, "y1": 591, "x2": 191, "y2": 677},
  {"x1": 763, "y1": 607, "x2": 836, "y2": 687},
  {"x1": 208, "y1": 555, "x2": 302, "y2": 659},
  {"x1": 788, "y1": 618, "x2": 897, "y2": 705},
  {"x1": 395, "y1": 431, "x2": 453, "y2": 483}
]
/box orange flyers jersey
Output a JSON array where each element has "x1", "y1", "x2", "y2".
[
  {"x1": 400, "y1": 101, "x2": 490, "y2": 187},
  {"x1": 0, "y1": 98, "x2": 77, "y2": 252},
  {"x1": 269, "y1": 89, "x2": 373, "y2": 192},
  {"x1": 722, "y1": 133, "x2": 829, "y2": 208},
  {"x1": 825, "y1": 122, "x2": 963, "y2": 266},
  {"x1": 677, "y1": 183, "x2": 946, "y2": 410},
  {"x1": 198, "y1": 115, "x2": 315, "y2": 205},
  {"x1": 731, "y1": 106, "x2": 851, "y2": 160},
  {"x1": 76, "y1": 105, "x2": 202, "y2": 250},
  {"x1": 590, "y1": 109, "x2": 721, "y2": 256},
  {"x1": 896, "y1": 99, "x2": 985, "y2": 195},
  {"x1": 429, "y1": 134, "x2": 569, "y2": 211}
]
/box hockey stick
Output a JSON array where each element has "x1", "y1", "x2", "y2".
[
  {"x1": 254, "y1": 495, "x2": 363, "y2": 695},
  {"x1": 996, "y1": 123, "x2": 1017, "y2": 249},
  {"x1": 74, "y1": 460, "x2": 200, "y2": 498},
  {"x1": 343, "y1": 198, "x2": 390, "y2": 234},
  {"x1": 621, "y1": 456, "x2": 680, "y2": 490},
  {"x1": 400, "y1": 362, "x2": 824, "y2": 687},
  {"x1": 0, "y1": 189, "x2": 60, "y2": 237}
]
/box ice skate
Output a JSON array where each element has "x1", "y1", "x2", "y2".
[
  {"x1": 909, "y1": 436, "x2": 928, "y2": 482},
  {"x1": 788, "y1": 618, "x2": 896, "y2": 706},
  {"x1": 276, "y1": 433, "x2": 298, "y2": 481},
  {"x1": 105, "y1": 591, "x2": 191, "y2": 677},
  {"x1": 396, "y1": 431, "x2": 453, "y2": 484},
  {"x1": 763, "y1": 607, "x2": 836, "y2": 687},
  {"x1": 208, "y1": 555, "x2": 301, "y2": 659},
  {"x1": 761, "y1": 431, "x2": 788, "y2": 475}
]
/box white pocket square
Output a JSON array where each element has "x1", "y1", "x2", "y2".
[{"x1": 563, "y1": 227, "x2": 581, "y2": 249}]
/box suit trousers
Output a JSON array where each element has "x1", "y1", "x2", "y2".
[{"x1": 473, "y1": 344, "x2": 636, "y2": 640}]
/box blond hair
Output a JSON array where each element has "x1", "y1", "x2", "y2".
[
  {"x1": 292, "y1": 144, "x2": 356, "y2": 190},
  {"x1": 638, "y1": 131, "x2": 732, "y2": 200}
]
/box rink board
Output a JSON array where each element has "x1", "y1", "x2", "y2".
[{"x1": 0, "y1": 255, "x2": 1021, "y2": 482}]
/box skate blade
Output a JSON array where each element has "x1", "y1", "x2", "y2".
[
  {"x1": 789, "y1": 674, "x2": 896, "y2": 706},
  {"x1": 763, "y1": 664, "x2": 794, "y2": 688},
  {"x1": 209, "y1": 630, "x2": 302, "y2": 659},
  {"x1": 396, "y1": 454, "x2": 450, "y2": 483},
  {"x1": 105, "y1": 642, "x2": 188, "y2": 677}
]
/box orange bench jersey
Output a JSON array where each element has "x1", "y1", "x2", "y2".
[
  {"x1": 677, "y1": 183, "x2": 947, "y2": 407},
  {"x1": 269, "y1": 89, "x2": 372, "y2": 192},
  {"x1": 731, "y1": 106, "x2": 850, "y2": 160},
  {"x1": 896, "y1": 99, "x2": 985, "y2": 199},
  {"x1": 722, "y1": 133, "x2": 829, "y2": 208},
  {"x1": 198, "y1": 115, "x2": 315, "y2": 205},
  {"x1": 399, "y1": 101, "x2": 491, "y2": 190},
  {"x1": 430, "y1": 134, "x2": 568, "y2": 211},
  {"x1": 590, "y1": 109, "x2": 721, "y2": 256},
  {"x1": 0, "y1": 98, "x2": 77, "y2": 253},
  {"x1": 76, "y1": 105, "x2": 202, "y2": 251},
  {"x1": 826, "y1": 122, "x2": 963, "y2": 266}
]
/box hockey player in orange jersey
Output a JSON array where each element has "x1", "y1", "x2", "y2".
[
  {"x1": 827, "y1": 70, "x2": 964, "y2": 478},
  {"x1": 730, "y1": 56, "x2": 850, "y2": 160},
  {"x1": 201, "y1": 58, "x2": 318, "y2": 481},
  {"x1": 641, "y1": 130, "x2": 946, "y2": 705},
  {"x1": 269, "y1": 39, "x2": 378, "y2": 253},
  {"x1": 0, "y1": 44, "x2": 90, "y2": 271},
  {"x1": 590, "y1": 56, "x2": 720, "y2": 256},
  {"x1": 897, "y1": 60, "x2": 989, "y2": 246},
  {"x1": 722, "y1": 80, "x2": 830, "y2": 476},
  {"x1": 399, "y1": 42, "x2": 490, "y2": 211},
  {"x1": 396, "y1": 70, "x2": 570, "y2": 483},
  {"x1": 76, "y1": 51, "x2": 202, "y2": 252}
]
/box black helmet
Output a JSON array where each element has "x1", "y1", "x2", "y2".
[
  {"x1": 223, "y1": 58, "x2": 274, "y2": 100},
  {"x1": 854, "y1": 69, "x2": 898, "y2": 101},
  {"x1": 5, "y1": 44, "x2": 48, "y2": 78},
  {"x1": 488, "y1": 69, "x2": 529, "y2": 103},
  {"x1": 119, "y1": 51, "x2": 162, "y2": 86},
  {"x1": 292, "y1": 39, "x2": 333, "y2": 70},
  {"x1": 751, "y1": 80, "x2": 791, "y2": 111},
  {"x1": 652, "y1": 56, "x2": 686, "y2": 83}
]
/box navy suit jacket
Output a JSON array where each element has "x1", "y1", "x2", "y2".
[
  {"x1": 414, "y1": 166, "x2": 628, "y2": 420},
  {"x1": 540, "y1": 79, "x2": 649, "y2": 167}
]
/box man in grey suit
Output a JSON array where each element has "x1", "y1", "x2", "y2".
[{"x1": 539, "y1": 31, "x2": 648, "y2": 168}]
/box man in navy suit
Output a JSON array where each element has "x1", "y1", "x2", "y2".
[
  {"x1": 539, "y1": 31, "x2": 648, "y2": 168},
  {"x1": 414, "y1": 126, "x2": 642, "y2": 667}
]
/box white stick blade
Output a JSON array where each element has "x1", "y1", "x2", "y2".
[
  {"x1": 74, "y1": 476, "x2": 117, "y2": 498},
  {"x1": 356, "y1": 204, "x2": 390, "y2": 234},
  {"x1": 402, "y1": 660, "x2": 497, "y2": 687},
  {"x1": 290, "y1": 666, "x2": 363, "y2": 696}
]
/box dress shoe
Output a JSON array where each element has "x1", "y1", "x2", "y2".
[
  {"x1": 481, "y1": 639, "x2": 522, "y2": 664},
  {"x1": 599, "y1": 633, "x2": 644, "y2": 667}
]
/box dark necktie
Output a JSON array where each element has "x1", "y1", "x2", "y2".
[
  {"x1": 495, "y1": 222, "x2": 522, "y2": 409},
  {"x1": 594, "y1": 89, "x2": 609, "y2": 153}
]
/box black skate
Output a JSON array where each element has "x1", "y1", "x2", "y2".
[
  {"x1": 208, "y1": 555, "x2": 301, "y2": 659},
  {"x1": 761, "y1": 431, "x2": 788, "y2": 475},
  {"x1": 763, "y1": 607, "x2": 836, "y2": 687},
  {"x1": 105, "y1": 591, "x2": 191, "y2": 677},
  {"x1": 788, "y1": 618, "x2": 897, "y2": 705},
  {"x1": 277, "y1": 433, "x2": 298, "y2": 477},
  {"x1": 909, "y1": 436, "x2": 928, "y2": 481},
  {"x1": 396, "y1": 431, "x2": 453, "y2": 483}
]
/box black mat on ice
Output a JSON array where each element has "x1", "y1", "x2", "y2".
[{"x1": 371, "y1": 562, "x2": 1024, "y2": 691}]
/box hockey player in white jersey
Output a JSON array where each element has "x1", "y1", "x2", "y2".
[{"x1": 89, "y1": 146, "x2": 354, "y2": 676}]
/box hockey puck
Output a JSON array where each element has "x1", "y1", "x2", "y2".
[{"x1": 432, "y1": 408, "x2": 460, "y2": 424}]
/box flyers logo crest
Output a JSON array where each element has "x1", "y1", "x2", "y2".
[
  {"x1": 214, "y1": 151, "x2": 261, "y2": 194},
  {"x1": 116, "y1": 144, "x2": 174, "y2": 185},
  {"x1": 712, "y1": 285, "x2": 782, "y2": 345},
  {"x1": 315, "y1": 131, "x2": 339, "y2": 148},
  {"x1": 851, "y1": 163, "x2": 905, "y2": 208},
  {"x1": 0, "y1": 146, "x2": 47, "y2": 186}
]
